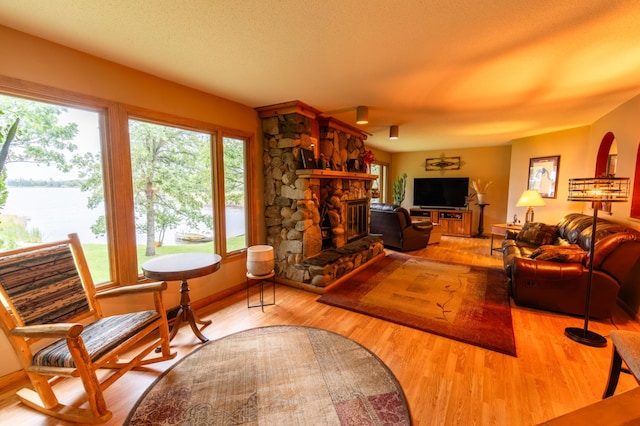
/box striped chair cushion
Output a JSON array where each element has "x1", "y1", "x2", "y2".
[
  {"x1": 0, "y1": 244, "x2": 90, "y2": 325},
  {"x1": 33, "y1": 310, "x2": 161, "y2": 368}
]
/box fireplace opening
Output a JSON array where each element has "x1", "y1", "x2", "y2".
[{"x1": 346, "y1": 199, "x2": 369, "y2": 242}]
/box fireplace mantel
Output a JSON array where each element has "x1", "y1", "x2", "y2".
[{"x1": 296, "y1": 169, "x2": 377, "y2": 181}]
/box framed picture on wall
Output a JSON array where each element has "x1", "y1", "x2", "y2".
[{"x1": 528, "y1": 155, "x2": 560, "y2": 198}]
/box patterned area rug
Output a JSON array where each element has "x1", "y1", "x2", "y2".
[
  {"x1": 126, "y1": 325, "x2": 410, "y2": 425},
  {"x1": 318, "y1": 253, "x2": 517, "y2": 356}
]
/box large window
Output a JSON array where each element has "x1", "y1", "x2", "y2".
[
  {"x1": 128, "y1": 119, "x2": 214, "y2": 270},
  {"x1": 0, "y1": 84, "x2": 253, "y2": 287},
  {"x1": 0, "y1": 95, "x2": 109, "y2": 281},
  {"x1": 223, "y1": 136, "x2": 248, "y2": 253},
  {"x1": 370, "y1": 163, "x2": 387, "y2": 203}
]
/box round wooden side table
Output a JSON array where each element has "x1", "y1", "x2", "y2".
[{"x1": 142, "y1": 252, "x2": 221, "y2": 343}]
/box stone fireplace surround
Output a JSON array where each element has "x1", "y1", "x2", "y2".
[{"x1": 257, "y1": 101, "x2": 384, "y2": 292}]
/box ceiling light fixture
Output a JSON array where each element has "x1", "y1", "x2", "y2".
[
  {"x1": 390, "y1": 125, "x2": 399, "y2": 140},
  {"x1": 356, "y1": 106, "x2": 368, "y2": 124}
]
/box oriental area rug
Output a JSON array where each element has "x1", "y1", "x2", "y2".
[
  {"x1": 125, "y1": 325, "x2": 410, "y2": 425},
  {"x1": 318, "y1": 253, "x2": 517, "y2": 357}
]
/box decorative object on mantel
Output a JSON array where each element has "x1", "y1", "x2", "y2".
[
  {"x1": 471, "y1": 179, "x2": 492, "y2": 205},
  {"x1": 393, "y1": 173, "x2": 407, "y2": 205},
  {"x1": 564, "y1": 177, "x2": 630, "y2": 348},
  {"x1": 359, "y1": 149, "x2": 375, "y2": 173},
  {"x1": 426, "y1": 154, "x2": 461, "y2": 171},
  {"x1": 300, "y1": 148, "x2": 316, "y2": 169}
]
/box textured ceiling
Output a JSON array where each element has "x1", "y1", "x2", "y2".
[{"x1": 2, "y1": 0, "x2": 640, "y2": 152}]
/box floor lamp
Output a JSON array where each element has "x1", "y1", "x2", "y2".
[{"x1": 565, "y1": 177, "x2": 630, "y2": 347}]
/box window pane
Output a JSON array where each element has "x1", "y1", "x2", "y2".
[
  {"x1": 129, "y1": 119, "x2": 214, "y2": 270},
  {"x1": 223, "y1": 136, "x2": 248, "y2": 252},
  {"x1": 371, "y1": 163, "x2": 382, "y2": 203},
  {"x1": 0, "y1": 95, "x2": 108, "y2": 281}
]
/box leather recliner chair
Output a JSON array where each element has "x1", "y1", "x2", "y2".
[{"x1": 370, "y1": 203, "x2": 433, "y2": 251}]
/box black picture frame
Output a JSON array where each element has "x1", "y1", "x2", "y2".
[
  {"x1": 300, "y1": 148, "x2": 316, "y2": 169},
  {"x1": 528, "y1": 155, "x2": 560, "y2": 198}
]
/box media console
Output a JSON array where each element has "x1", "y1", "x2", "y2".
[{"x1": 409, "y1": 207, "x2": 473, "y2": 237}]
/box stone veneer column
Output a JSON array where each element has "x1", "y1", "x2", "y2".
[
  {"x1": 256, "y1": 101, "x2": 373, "y2": 286},
  {"x1": 258, "y1": 101, "x2": 321, "y2": 282}
]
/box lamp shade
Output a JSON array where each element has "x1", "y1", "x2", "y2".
[
  {"x1": 356, "y1": 106, "x2": 368, "y2": 124},
  {"x1": 567, "y1": 177, "x2": 630, "y2": 202},
  {"x1": 516, "y1": 190, "x2": 545, "y2": 223},
  {"x1": 516, "y1": 190, "x2": 546, "y2": 207}
]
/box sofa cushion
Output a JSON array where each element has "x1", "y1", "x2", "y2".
[
  {"x1": 529, "y1": 244, "x2": 586, "y2": 263},
  {"x1": 515, "y1": 222, "x2": 557, "y2": 246}
]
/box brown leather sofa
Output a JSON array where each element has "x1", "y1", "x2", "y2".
[
  {"x1": 502, "y1": 213, "x2": 640, "y2": 318},
  {"x1": 370, "y1": 203, "x2": 433, "y2": 251}
]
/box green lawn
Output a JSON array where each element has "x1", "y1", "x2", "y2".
[{"x1": 84, "y1": 235, "x2": 246, "y2": 283}]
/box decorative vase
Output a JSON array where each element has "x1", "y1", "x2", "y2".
[
  {"x1": 477, "y1": 193, "x2": 485, "y2": 204},
  {"x1": 247, "y1": 245, "x2": 274, "y2": 276}
]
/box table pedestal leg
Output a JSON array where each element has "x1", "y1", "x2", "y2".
[{"x1": 170, "y1": 279, "x2": 211, "y2": 343}]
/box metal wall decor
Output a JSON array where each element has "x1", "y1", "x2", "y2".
[{"x1": 426, "y1": 154, "x2": 461, "y2": 171}]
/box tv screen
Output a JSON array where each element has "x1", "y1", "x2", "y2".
[{"x1": 413, "y1": 177, "x2": 470, "y2": 209}]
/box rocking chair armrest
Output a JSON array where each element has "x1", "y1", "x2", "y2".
[
  {"x1": 11, "y1": 323, "x2": 84, "y2": 339},
  {"x1": 95, "y1": 281, "x2": 168, "y2": 299}
]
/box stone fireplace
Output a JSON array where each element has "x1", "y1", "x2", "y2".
[{"x1": 257, "y1": 101, "x2": 384, "y2": 291}]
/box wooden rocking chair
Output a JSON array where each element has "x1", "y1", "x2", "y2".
[{"x1": 0, "y1": 233, "x2": 176, "y2": 424}]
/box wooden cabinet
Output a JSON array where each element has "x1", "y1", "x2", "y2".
[{"x1": 410, "y1": 208, "x2": 472, "y2": 237}]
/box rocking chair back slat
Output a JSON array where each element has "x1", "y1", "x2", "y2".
[{"x1": 0, "y1": 244, "x2": 91, "y2": 326}]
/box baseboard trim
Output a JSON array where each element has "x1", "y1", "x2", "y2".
[{"x1": 0, "y1": 370, "x2": 28, "y2": 399}]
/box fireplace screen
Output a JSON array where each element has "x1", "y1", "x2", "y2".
[{"x1": 346, "y1": 199, "x2": 369, "y2": 242}]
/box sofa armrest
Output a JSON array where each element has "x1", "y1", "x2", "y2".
[
  {"x1": 505, "y1": 229, "x2": 519, "y2": 240},
  {"x1": 412, "y1": 221, "x2": 433, "y2": 232},
  {"x1": 512, "y1": 257, "x2": 584, "y2": 280}
]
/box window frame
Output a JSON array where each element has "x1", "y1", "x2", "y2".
[{"x1": 0, "y1": 78, "x2": 255, "y2": 288}]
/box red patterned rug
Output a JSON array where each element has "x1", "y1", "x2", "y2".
[
  {"x1": 318, "y1": 253, "x2": 517, "y2": 357},
  {"x1": 126, "y1": 325, "x2": 410, "y2": 425}
]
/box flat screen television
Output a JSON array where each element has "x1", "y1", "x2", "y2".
[{"x1": 413, "y1": 177, "x2": 470, "y2": 209}]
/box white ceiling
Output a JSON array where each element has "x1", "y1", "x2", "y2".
[{"x1": 2, "y1": 0, "x2": 640, "y2": 152}]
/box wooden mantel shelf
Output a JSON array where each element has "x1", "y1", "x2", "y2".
[{"x1": 296, "y1": 169, "x2": 377, "y2": 181}]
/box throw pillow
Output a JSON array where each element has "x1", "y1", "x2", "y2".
[
  {"x1": 515, "y1": 222, "x2": 557, "y2": 246},
  {"x1": 529, "y1": 244, "x2": 586, "y2": 263}
]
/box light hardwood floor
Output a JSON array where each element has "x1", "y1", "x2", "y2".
[{"x1": 2, "y1": 236, "x2": 639, "y2": 425}]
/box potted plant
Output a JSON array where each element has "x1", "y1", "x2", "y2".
[
  {"x1": 393, "y1": 173, "x2": 407, "y2": 205},
  {"x1": 471, "y1": 179, "x2": 492, "y2": 204}
]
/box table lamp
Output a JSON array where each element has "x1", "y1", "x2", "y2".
[
  {"x1": 565, "y1": 177, "x2": 630, "y2": 347},
  {"x1": 516, "y1": 190, "x2": 546, "y2": 222}
]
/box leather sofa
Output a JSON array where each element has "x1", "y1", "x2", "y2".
[
  {"x1": 502, "y1": 213, "x2": 640, "y2": 318},
  {"x1": 370, "y1": 203, "x2": 433, "y2": 251}
]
